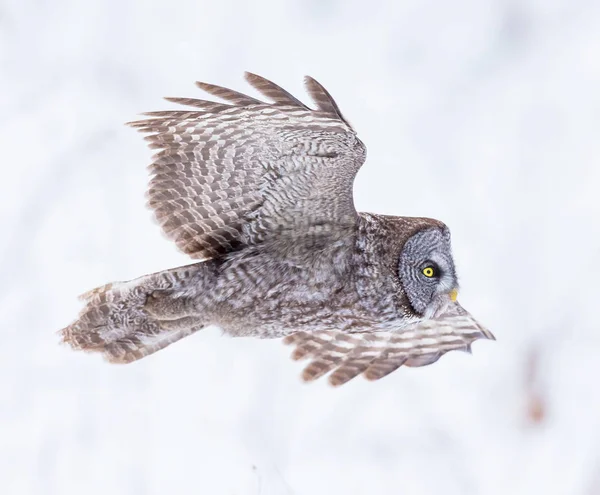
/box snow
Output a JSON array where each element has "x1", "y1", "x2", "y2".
[{"x1": 2, "y1": 0, "x2": 600, "y2": 493}]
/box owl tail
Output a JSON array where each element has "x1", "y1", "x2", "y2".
[{"x1": 59, "y1": 264, "x2": 206, "y2": 363}]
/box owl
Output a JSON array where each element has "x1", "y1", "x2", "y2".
[{"x1": 60, "y1": 73, "x2": 494, "y2": 386}]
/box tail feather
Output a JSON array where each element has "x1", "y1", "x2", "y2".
[
  {"x1": 103, "y1": 325, "x2": 201, "y2": 364},
  {"x1": 60, "y1": 264, "x2": 204, "y2": 363}
]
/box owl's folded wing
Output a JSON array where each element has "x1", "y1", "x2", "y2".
[
  {"x1": 128, "y1": 73, "x2": 366, "y2": 260},
  {"x1": 284, "y1": 302, "x2": 495, "y2": 386}
]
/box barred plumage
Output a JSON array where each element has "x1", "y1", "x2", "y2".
[
  {"x1": 285, "y1": 303, "x2": 494, "y2": 386},
  {"x1": 130, "y1": 72, "x2": 365, "y2": 260},
  {"x1": 60, "y1": 72, "x2": 494, "y2": 385}
]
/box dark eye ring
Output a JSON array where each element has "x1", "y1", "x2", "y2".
[{"x1": 421, "y1": 263, "x2": 439, "y2": 278}]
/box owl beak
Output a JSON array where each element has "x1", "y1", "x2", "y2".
[{"x1": 449, "y1": 288, "x2": 458, "y2": 302}]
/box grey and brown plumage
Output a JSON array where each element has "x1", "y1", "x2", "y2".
[{"x1": 60, "y1": 72, "x2": 494, "y2": 386}]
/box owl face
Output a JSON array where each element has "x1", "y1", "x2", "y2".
[{"x1": 398, "y1": 227, "x2": 458, "y2": 317}]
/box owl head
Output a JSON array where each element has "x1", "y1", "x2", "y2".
[{"x1": 398, "y1": 225, "x2": 458, "y2": 318}]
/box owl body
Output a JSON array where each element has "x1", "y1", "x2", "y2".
[
  {"x1": 167, "y1": 213, "x2": 432, "y2": 338},
  {"x1": 60, "y1": 73, "x2": 493, "y2": 385}
]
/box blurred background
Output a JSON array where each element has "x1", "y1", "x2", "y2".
[{"x1": 2, "y1": 0, "x2": 600, "y2": 493}]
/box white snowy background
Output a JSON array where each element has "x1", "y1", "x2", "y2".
[{"x1": 2, "y1": 0, "x2": 600, "y2": 494}]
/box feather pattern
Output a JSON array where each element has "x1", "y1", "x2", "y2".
[
  {"x1": 304, "y1": 76, "x2": 351, "y2": 127},
  {"x1": 244, "y1": 72, "x2": 310, "y2": 108},
  {"x1": 59, "y1": 72, "x2": 495, "y2": 387},
  {"x1": 284, "y1": 303, "x2": 495, "y2": 386},
  {"x1": 195, "y1": 81, "x2": 263, "y2": 106},
  {"x1": 59, "y1": 265, "x2": 206, "y2": 363},
  {"x1": 128, "y1": 74, "x2": 366, "y2": 259}
]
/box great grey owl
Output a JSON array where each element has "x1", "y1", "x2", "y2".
[{"x1": 60, "y1": 72, "x2": 494, "y2": 386}]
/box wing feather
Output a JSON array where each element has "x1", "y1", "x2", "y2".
[
  {"x1": 129, "y1": 73, "x2": 366, "y2": 259},
  {"x1": 195, "y1": 81, "x2": 263, "y2": 106},
  {"x1": 304, "y1": 76, "x2": 351, "y2": 127},
  {"x1": 244, "y1": 72, "x2": 310, "y2": 108},
  {"x1": 163, "y1": 97, "x2": 232, "y2": 111},
  {"x1": 283, "y1": 303, "x2": 495, "y2": 386}
]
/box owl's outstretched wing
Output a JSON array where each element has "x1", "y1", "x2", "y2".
[
  {"x1": 128, "y1": 73, "x2": 366, "y2": 260},
  {"x1": 284, "y1": 303, "x2": 495, "y2": 386}
]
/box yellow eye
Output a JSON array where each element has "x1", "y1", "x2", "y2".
[{"x1": 422, "y1": 266, "x2": 435, "y2": 278}]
